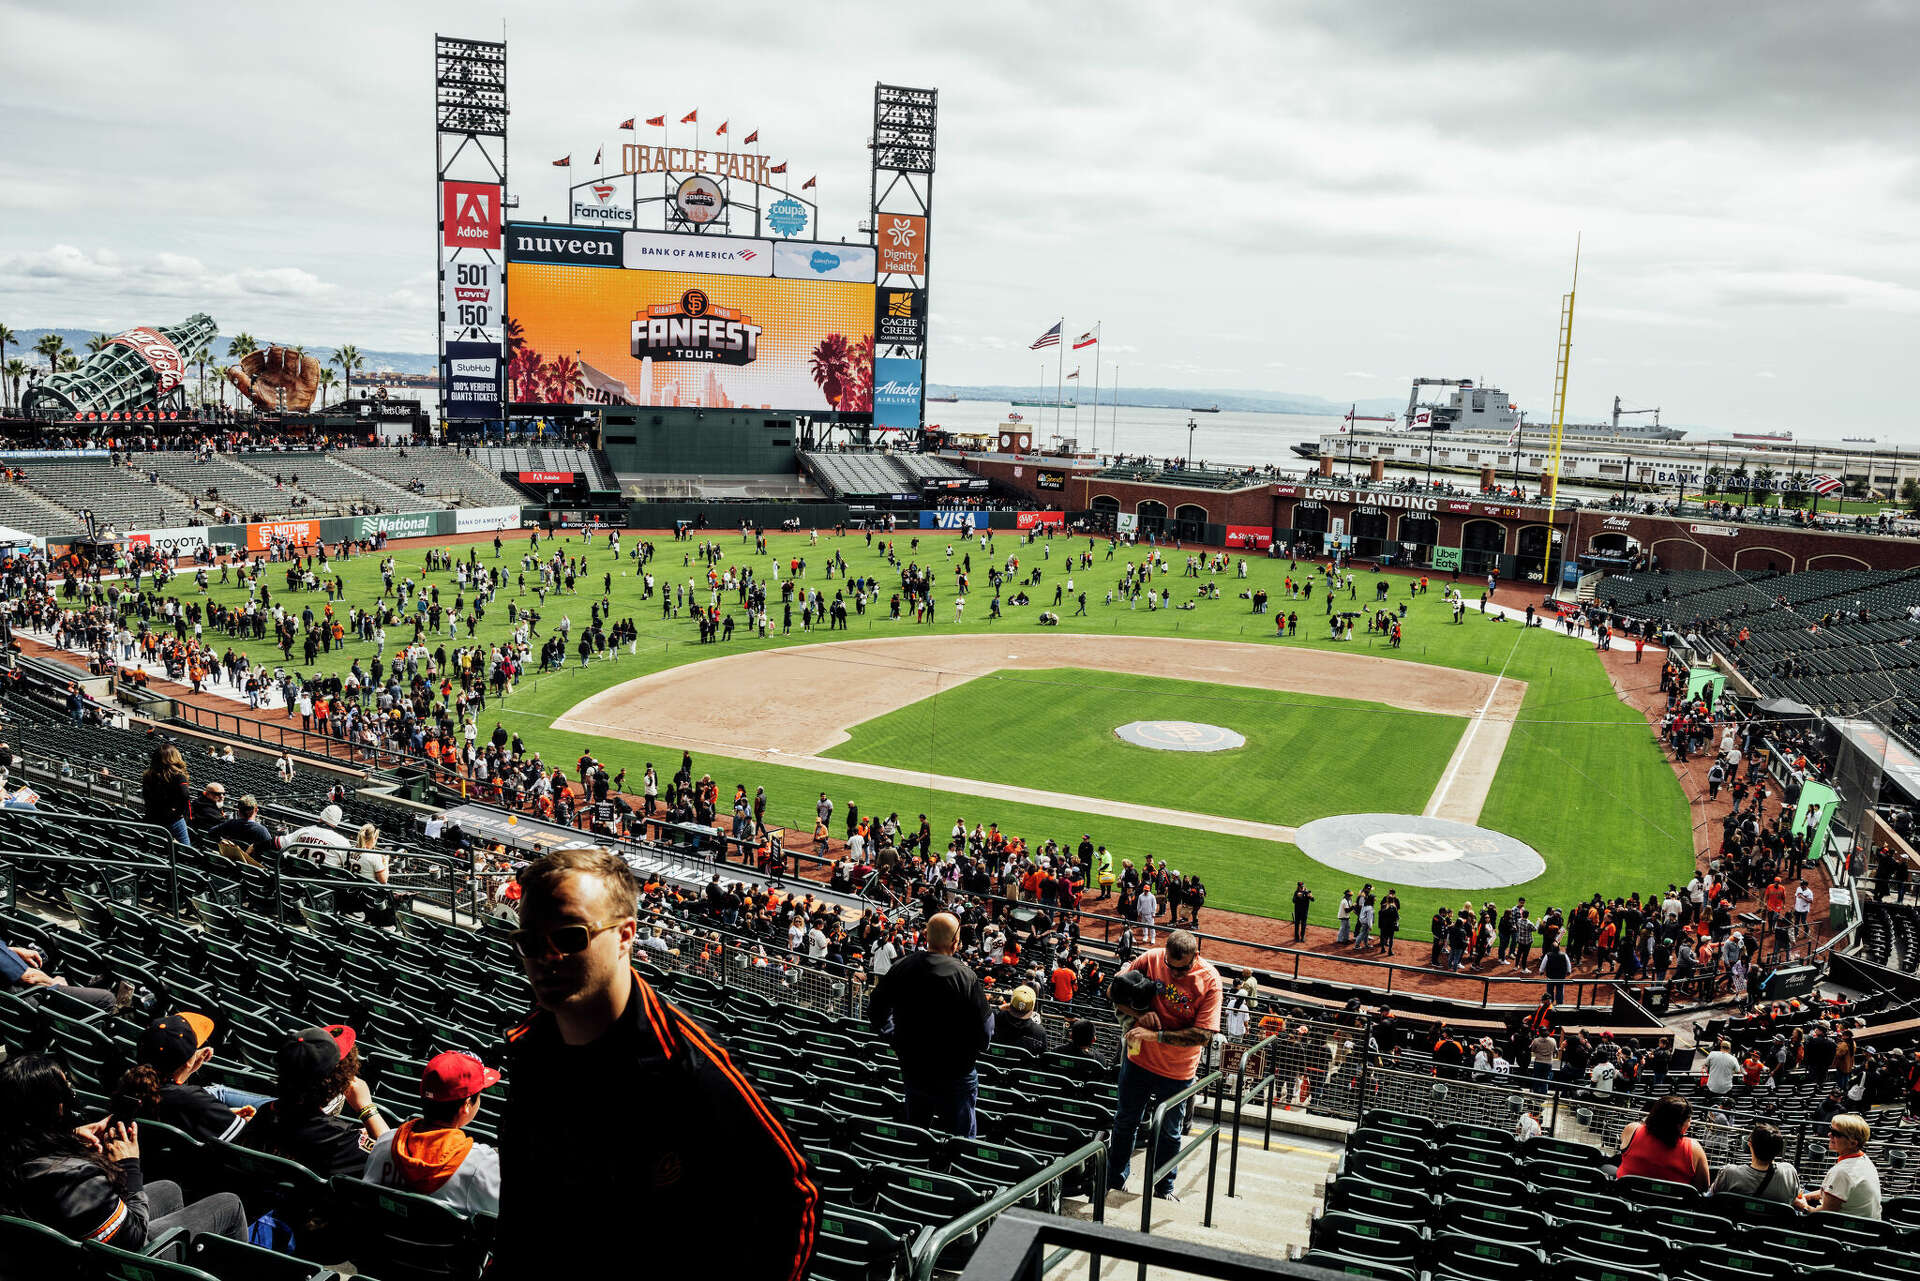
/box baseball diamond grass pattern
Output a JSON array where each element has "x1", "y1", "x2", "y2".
[
  {"x1": 123, "y1": 529, "x2": 1691, "y2": 925},
  {"x1": 821, "y1": 668, "x2": 1466, "y2": 828}
]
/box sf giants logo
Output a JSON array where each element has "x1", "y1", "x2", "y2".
[
  {"x1": 442, "y1": 181, "x2": 502, "y2": 249},
  {"x1": 109, "y1": 328, "x2": 185, "y2": 394}
]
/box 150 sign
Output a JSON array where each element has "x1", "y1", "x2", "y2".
[{"x1": 443, "y1": 261, "x2": 502, "y2": 341}]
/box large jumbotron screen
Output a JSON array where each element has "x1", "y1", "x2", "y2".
[{"x1": 506, "y1": 237, "x2": 874, "y2": 414}]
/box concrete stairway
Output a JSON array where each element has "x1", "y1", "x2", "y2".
[{"x1": 1053, "y1": 1121, "x2": 1343, "y2": 1278}]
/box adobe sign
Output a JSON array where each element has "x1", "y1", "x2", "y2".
[{"x1": 442, "y1": 181, "x2": 503, "y2": 250}]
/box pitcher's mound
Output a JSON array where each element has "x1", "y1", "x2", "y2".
[
  {"x1": 1293, "y1": 813, "x2": 1545, "y2": 889},
  {"x1": 1114, "y1": 721, "x2": 1246, "y2": 752}
]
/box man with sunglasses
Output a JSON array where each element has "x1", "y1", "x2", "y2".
[
  {"x1": 491, "y1": 847, "x2": 817, "y2": 1279},
  {"x1": 1108, "y1": 929, "x2": 1221, "y2": 1202}
]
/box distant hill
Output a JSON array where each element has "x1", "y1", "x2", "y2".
[
  {"x1": 3, "y1": 328, "x2": 438, "y2": 377},
  {"x1": 927, "y1": 383, "x2": 1403, "y2": 417}
]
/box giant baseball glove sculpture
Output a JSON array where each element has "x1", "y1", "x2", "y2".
[{"x1": 226, "y1": 346, "x2": 322, "y2": 411}]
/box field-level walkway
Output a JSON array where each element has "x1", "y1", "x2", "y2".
[{"x1": 553, "y1": 633, "x2": 1525, "y2": 831}]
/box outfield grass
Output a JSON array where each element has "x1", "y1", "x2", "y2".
[
  {"x1": 823, "y1": 667, "x2": 1465, "y2": 828},
  {"x1": 115, "y1": 528, "x2": 1695, "y2": 925}
]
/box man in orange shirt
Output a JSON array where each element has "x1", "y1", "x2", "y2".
[{"x1": 1108, "y1": 930, "x2": 1222, "y2": 1201}]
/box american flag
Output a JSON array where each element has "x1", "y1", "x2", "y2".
[
  {"x1": 1812, "y1": 474, "x2": 1842, "y2": 495},
  {"x1": 1030, "y1": 322, "x2": 1062, "y2": 350}
]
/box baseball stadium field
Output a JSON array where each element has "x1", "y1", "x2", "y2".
[{"x1": 126, "y1": 527, "x2": 1694, "y2": 926}]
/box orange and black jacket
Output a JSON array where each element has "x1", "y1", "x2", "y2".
[{"x1": 491, "y1": 968, "x2": 817, "y2": 1279}]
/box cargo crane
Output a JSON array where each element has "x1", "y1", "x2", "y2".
[
  {"x1": 1403, "y1": 377, "x2": 1474, "y2": 430},
  {"x1": 1611, "y1": 395, "x2": 1660, "y2": 431}
]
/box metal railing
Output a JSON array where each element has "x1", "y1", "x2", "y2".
[
  {"x1": 1136, "y1": 1068, "x2": 1225, "y2": 1273},
  {"x1": 955, "y1": 1210, "x2": 1333, "y2": 1281},
  {"x1": 909, "y1": 1140, "x2": 1110, "y2": 1281},
  {"x1": 1226, "y1": 1031, "x2": 1287, "y2": 1200}
]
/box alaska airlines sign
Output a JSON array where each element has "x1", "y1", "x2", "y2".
[{"x1": 1302, "y1": 488, "x2": 1439, "y2": 512}]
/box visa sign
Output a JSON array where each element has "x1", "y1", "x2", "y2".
[
  {"x1": 873, "y1": 356, "x2": 922, "y2": 431},
  {"x1": 920, "y1": 510, "x2": 980, "y2": 530}
]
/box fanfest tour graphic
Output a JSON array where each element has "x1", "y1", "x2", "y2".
[{"x1": 507, "y1": 262, "x2": 874, "y2": 413}]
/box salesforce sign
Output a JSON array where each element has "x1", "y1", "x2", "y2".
[{"x1": 873, "y1": 357, "x2": 923, "y2": 432}]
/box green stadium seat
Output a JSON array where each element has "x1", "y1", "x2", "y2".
[
  {"x1": 1440, "y1": 1169, "x2": 1531, "y2": 1208},
  {"x1": 1309, "y1": 1209, "x2": 1426, "y2": 1271},
  {"x1": 133, "y1": 1120, "x2": 207, "y2": 1200},
  {"x1": 848, "y1": 1118, "x2": 944, "y2": 1169},
  {"x1": 184, "y1": 1233, "x2": 335, "y2": 1281},
  {"x1": 0, "y1": 1213, "x2": 85, "y2": 1281},
  {"x1": 1543, "y1": 1187, "x2": 1632, "y2": 1228},
  {"x1": 1525, "y1": 1155, "x2": 1615, "y2": 1195},
  {"x1": 1337, "y1": 1148, "x2": 1433, "y2": 1191},
  {"x1": 1557, "y1": 1222, "x2": 1672, "y2": 1273},
  {"x1": 1350, "y1": 1128, "x2": 1436, "y2": 1161},
  {"x1": 1426, "y1": 1230, "x2": 1543, "y2": 1281},
  {"x1": 1434, "y1": 1198, "x2": 1551, "y2": 1246},
  {"x1": 810, "y1": 1206, "x2": 909, "y2": 1281},
  {"x1": 1360, "y1": 1108, "x2": 1430, "y2": 1137},
  {"x1": 1555, "y1": 1258, "x2": 1666, "y2": 1281},
  {"x1": 326, "y1": 1176, "x2": 488, "y2": 1281},
  {"x1": 1637, "y1": 1203, "x2": 1734, "y2": 1245},
  {"x1": 1440, "y1": 1121, "x2": 1512, "y2": 1152},
  {"x1": 82, "y1": 1241, "x2": 225, "y2": 1281},
  {"x1": 1675, "y1": 1243, "x2": 1789, "y2": 1281},
  {"x1": 1325, "y1": 1176, "x2": 1434, "y2": 1223},
  {"x1": 1614, "y1": 1174, "x2": 1701, "y2": 1207},
  {"x1": 199, "y1": 1140, "x2": 328, "y2": 1228},
  {"x1": 870, "y1": 1167, "x2": 992, "y2": 1268},
  {"x1": 1521, "y1": 1134, "x2": 1607, "y2": 1165},
  {"x1": 1293, "y1": 1251, "x2": 1417, "y2": 1281}
]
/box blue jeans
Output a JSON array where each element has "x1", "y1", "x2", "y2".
[
  {"x1": 1110, "y1": 1058, "x2": 1191, "y2": 1197},
  {"x1": 904, "y1": 1070, "x2": 978, "y2": 1137},
  {"x1": 167, "y1": 818, "x2": 192, "y2": 849},
  {"x1": 204, "y1": 1083, "x2": 274, "y2": 1111}
]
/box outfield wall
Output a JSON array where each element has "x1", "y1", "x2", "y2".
[{"x1": 118, "y1": 505, "x2": 522, "y2": 553}]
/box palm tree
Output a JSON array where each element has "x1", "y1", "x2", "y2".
[
  {"x1": 1753, "y1": 466, "x2": 1777, "y2": 506},
  {"x1": 193, "y1": 345, "x2": 214, "y2": 409},
  {"x1": 229, "y1": 332, "x2": 258, "y2": 360},
  {"x1": 33, "y1": 333, "x2": 67, "y2": 374},
  {"x1": 3, "y1": 359, "x2": 25, "y2": 411},
  {"x1": 1703, "y1": 465, "x2": 1725, "y2": 497},
  {"x1": 0, "y1": 324, "x2": 14, "y2": 408},
  {"x1": 330, "y1": 344, "x2": 364, "y2": 401},
  {"x1": 57, "y1": 353, "x2": 79, "y2": 372},
  {"x1": 316, "y1": 368, "x2": 338, "y2": 408},
  {"x1": 86, "y1": 333, "x2": 113, "y2": 355},
  {"x1": 809, "y1": 334, "x2": 853, "y2": 408}
]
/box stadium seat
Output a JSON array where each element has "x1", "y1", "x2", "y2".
[
  {"x1": 870, "y1": 1167, "x2": 992, "y2": 1267},
  {"x1": 81, "y1": 1241, "x2": 223, "y2": 1281},
  {"x1": 810, "y1": 1206, "x2": 910, "y2": 1281},
  {"x1": 199, "y1": 1140, "x2": 329, "y2": 1231},
  {"x1": 1614, "y1": 1174, "x2": 1701, "y2": 1207},
  {"x1": 135, "y1": 1119, "x2": 208, "y2": 1199},
  {"x1": 1555, "y1": 1259, "x2": 1666, "y2": 1281},
  {"x1": 1324, "y1": 1177, "x2": 1434, "y2": 1223},
  {"x1": 326, "y1": 1176, "x2": 489, "y2": 1281},
  {"x1": 1674, "y1": 1243, "x2": 1789, "y2": 1281},
  {"x1": 1308, "y1": 1209, "x2": 1426, "y2": 1271},
  {"x1": 184, "y1": 1233, "x2": 336, "y2": 1281},
  {"x1": 1441, "y1": 1169, "x2": 1533, "y2": 1209},
  {"x1": 1292, "y1": 1251, "x2": 1418, "y2": 1281},
  {"x1": 1336, "y1": 1148, "x2": 1432, "y2": 1191},
  {"x1": 1426, "y1": 1231, "x2": 1545, "y2": 1281},
  {"x1": 1636, "y1": 1204, "x2": 1733, "y2": 1245},
  {"x1": 1349, "y1": 1128, "x2": 1435, "y2": 1161},
  {"x1": 0, "y1": 1213, "x2": 85, "y2": 1281},
  {"x1": 1556, "y1": 1222, "x2": 1671, "y2": 1273},
  {"x1": 1541, "y1": 1187, "x2": 1632, "y2": 1228},
  {"x1": 1434, "y1": 1198, "x2": 1552, "y2": 1246}
]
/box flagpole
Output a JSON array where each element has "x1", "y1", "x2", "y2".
[
  {"x1": 1054, "y1": 318, "x2": 1065, "y2": 441},
  {"x1": 1087, "y1": 323, "x2": 1101, "y2": 455},
  {"x1": 1112, "y1": 366, "x2": 1121, "y2": 460}
]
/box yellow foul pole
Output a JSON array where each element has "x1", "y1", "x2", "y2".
[{"x1": 1540, "y1": 236, "x2": 1580, "y2": 593}]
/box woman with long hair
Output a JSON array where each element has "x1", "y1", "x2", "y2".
[
  {"x1": 0, "y1": 1053, "x2": 247, "y2": 1247},
  {"x1": 1616, "y1": 1094, "x2": 1711, "y2": 1190},
  {"x1": 140, "y1": 741, "x2": 193, "y2": 848}
]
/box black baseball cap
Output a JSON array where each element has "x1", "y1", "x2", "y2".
[
  {"x1": 276, "y1": 1025, "x2": 356, "y2": 1086},
  {"x1": 138, "y1": 1012, "x2": 215, "y2": 1073}
]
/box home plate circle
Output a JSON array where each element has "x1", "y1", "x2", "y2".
[
  {"x1": 1293, "y1": 813, "x2": 1546, "y2": 889},
  {"x1": 1115, "y1": 721, "x2": 1246, "y2": 752}
]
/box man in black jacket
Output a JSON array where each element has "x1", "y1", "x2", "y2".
[
  {"x1": 867, "y1": 911, "x2": 992, "y2": 1136},
  {"x1": 492, "y1": 847, "x2": 816, "y2": 1280}
]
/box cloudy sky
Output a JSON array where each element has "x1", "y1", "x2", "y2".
[{"x1": 2, "y1": 1, "x2": 1914, "y2": 431}]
